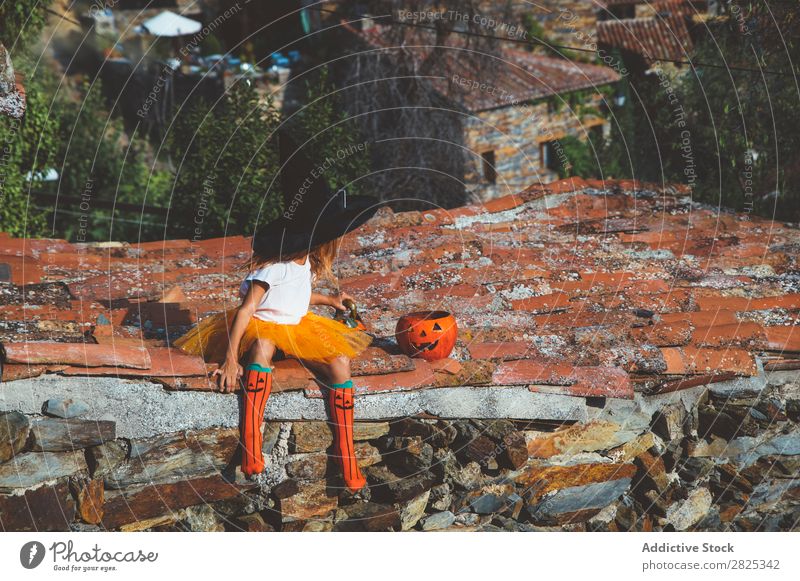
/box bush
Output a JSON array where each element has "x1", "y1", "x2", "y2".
[
  {"x1": 292, "y1": 68, "x2": 371, "y2": 197},
  {"x1": 50, "y1": 78, "x2": 172, "y2": 242},
  {"x1": 1, "y1": 0, "x2": 53, "y2": 50},
  {"x1": 0, "y1": 75, "x2": 59, "y2": 237},
  {"x1": 166, "y1": 79, "x2": 282, "y2": 240}
]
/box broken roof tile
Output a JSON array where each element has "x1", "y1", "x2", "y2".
[
  {"x1": 660, "y1": 346, "x2": 758, "y2": 376},
  {"x1": 3, "y1": 342, "x2": 151, "y2": 369},
  {"x1": 493, "y1": 359, "x2": 633, "y2": 398},
  {"x1": 60, "y1": 348, "x2": 206, "y2": 377}
]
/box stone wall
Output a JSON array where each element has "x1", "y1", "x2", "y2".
[
  {"x1": 464, "y1": 94, "x2": 608, "y2": 201},
  {"x1": 2, "y1": 368, "x2": 798, "y2": 532}
]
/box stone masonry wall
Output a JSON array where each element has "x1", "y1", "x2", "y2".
[
  {"x1": 464, "y1": 95, "x2": 607, "y2": 201},
  {"x1": 1, "y1": 368, "x2": 798, "y2": 532}
]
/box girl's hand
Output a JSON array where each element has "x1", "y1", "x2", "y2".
[
  {"x1": 211, "y1": 359, "x2": 243, "y2": 393},
  {"x1": 329, "y1": 291, "x2": 355, "y2": 312}
]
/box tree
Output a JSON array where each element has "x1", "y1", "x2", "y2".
[
  {"x1": 674, "y1": 1, "x2": 800, "y2": 221},
  {"x1": 0, "y1": 76, "x2": 58, "y2": 236},
  {"x1": 0, "y1": 0, "x2": 54, "y2": 50},
  {"x1": 166, "y1": 80, "x2": 282, "y2": 240},
  {"x1": 291, "y1": 69, "x2": 371, "y2": 197},
  {"x1": 334, "y1": 0, "x2": 516, "y2": 208}
]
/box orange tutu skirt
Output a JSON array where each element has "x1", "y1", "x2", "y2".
[{"x1": 173, "y1": 309, "x2": 373, "y2": 364}]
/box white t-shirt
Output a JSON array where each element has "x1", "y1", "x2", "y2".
[{"x1": 239, "y1": 257, "x2": 313, "y2": 324}]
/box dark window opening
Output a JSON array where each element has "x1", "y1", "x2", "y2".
[
  {"x1": 481, "y1": 150, "x2": 497, "y2": 184},
  {"x1": 590, "y1": 124, "x2": 604, "y2": 144},
  {"x1": 540, "y1": 141, "x2": 561, "y2": 172}
]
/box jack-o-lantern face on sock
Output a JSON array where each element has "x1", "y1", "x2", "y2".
[
  {"x1": 395, "y1": 311, "x2": 457, "y2": 361},
  {"x1": 332, "y1": 390, "x2": 354, "y2": 410}
]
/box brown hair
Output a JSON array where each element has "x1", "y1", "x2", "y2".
[{"x1": 238, "y1": 237, "x2": 341, "y2": 283}]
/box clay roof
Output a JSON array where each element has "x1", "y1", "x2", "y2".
[
  {"x1": 344, "y1": 22, "x2": 621, "y2": 112},
  {"x1": 2, "y1": 178, "x2": 799, "y2": 405},
  {"x1": 596, "y1": 14, "x2": 694, "y2": 62}
]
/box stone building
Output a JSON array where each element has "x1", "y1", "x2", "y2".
[{"x1": 341, "y1": 21, "x2": 620, "y2": 203}]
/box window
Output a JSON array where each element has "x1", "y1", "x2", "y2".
[
  {"x1": 481, "y1": 150, "x2": 497, "y2": 184},
  {"x1": 540, "y1": 141, "x2": 560, "y2": 172},
  {"x1": 590, "y1": 124, "x2": 604, "y2": 144}
]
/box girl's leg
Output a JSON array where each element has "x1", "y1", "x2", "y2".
[
  {"x1": 241, "y1": 338, "x2": 276, "y2": 476},
  {"x1": 321, "y1": 356, "x2": 367, "y2": 493}
]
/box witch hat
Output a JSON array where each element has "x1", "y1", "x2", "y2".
[{"x1": 251, "y1": 129, "x2": 379, "y2": 262}]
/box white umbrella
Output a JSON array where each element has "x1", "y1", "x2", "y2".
[{"x1": 140, "y1": 11, "x2": 202, "y2": 37}]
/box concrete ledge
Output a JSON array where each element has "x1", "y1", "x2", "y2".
[{"x1": 0, "y1": 375, "x2": 588, "y2": 439}]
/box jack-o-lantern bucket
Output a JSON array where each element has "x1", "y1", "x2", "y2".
[{"x1": 395, "y1": 310, "x2": 457, "y2": 361}]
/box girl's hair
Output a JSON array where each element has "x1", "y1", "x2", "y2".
[{"x1": 238, "y1": 238, "x2": 340, "y2": 283}]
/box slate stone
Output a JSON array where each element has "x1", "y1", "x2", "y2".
[
  {"x1": 286, "y1": 452, "x2": 329, "y2": 480},
  {"x1": 382, "y1": 435, "x2": 434, "y2": 474},
  {"x1": 364, "y1": 465, "x2": 437, "y2": 504},
  {"x1": 466, "y1": 493, "x2": 509, "y2": 515},
  {"x1": 421, "y1": 510, "x2": 456, "y2": 530},
  {"x1": 651, "y1": 403, "x2": 687, "y2": 442},
  {"x1": 665, "y1": 487, "x2": 712, "y2": 531},
  {"x1": 101, "y1": 474, "x2": 258, "y2": 530},
  {"x1": 71, "y1": 477, "x2": 104, "y2": 525},
  {"x1": 0, "y1": 450, "x2": 88, "y2": 493},
  {"x1": 336, "y1": 501, "x2": 401, "y2": 531},
  {"x1": 105, "y1": 427, "x2": 238, "y2": 489},
  {"x1": 29, "y1": 418, "x2": 115, "y2": 451},
  {"x1": 428, "y1": 483, "x2": 453, "y2": 511},
  {"x1": 676, "y1": 457, "x2": 715, "y2": 483},
  {"x1": 400, "y1": 490, "x2": 430, "y2": 530},
  {"x1": 290, "y1": 421, "x2": 387, "y2": 453},
  {"x1": 263, "y1": 421, "x2": 282, "y2": 456},
  {"x1": 527, "y1": 478, "x2": 633, "y2": 525},
  {"x1": 0, "y1": 410, "x2": 30, "y2": 463},
  {"x1": 278, "y1": 480, "x2": 338, "y2": 523},
  {"x1": 527, "y1": 420, "x2": 640, "y2": 459},
  {"x1": 0, "y1": 481, "x2": 76, "y2": 531},
  {"x1": 87, "y1": 440, "x2": 129, "y2": 478},
  {"x1": 234, "y1": 512, "x2": 274, "y2": 532},
  {"x1": 43, "y1": 397, "x2": 90, "y2": 419},
  {"x1": 502, "y1": 431, "x2": 529, "y2": 469}
]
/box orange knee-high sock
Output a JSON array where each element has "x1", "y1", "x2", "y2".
[
  {"x1": 328, "y1": 380, "x2": 367, "y2": 492},
  {"x1": 241, "y1": 363, "x2": 272, "y2": 476}
]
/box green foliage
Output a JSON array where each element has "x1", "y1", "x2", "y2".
[
  {"x1": 0, "y1": 0, "x2": 53, "y2": 49},
  {"x1": 51, "y1": 79, "x2": 172, "y2": 242},
  {"x1": 575, "y1": 4, "x2": 800, "y2": 221},
  {"x1": 0, "y1": 76, "x2": 59, "y2": 236},
  {"x1": 56, "y1": 80, "x2": 129, "y2": 203},
  {"x1": 556, "y1": 135, "x2": 600, "y2": 179},
  {"x1": 166, "y1": 80, "x2": 282, "y2": 240},
  {"x1": 292, "y1": 68, "x2": 371, "y2": 196},
  {"x1": 673, "y1": 4, "x2": 800, "y2": 221},
  {"x1": 521, "y1": 13, "x2": 560, "y2": 57}
]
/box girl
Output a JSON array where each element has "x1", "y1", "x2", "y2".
[{"x1": 173, "y1": 130, "x2": 379, "y2": 494}]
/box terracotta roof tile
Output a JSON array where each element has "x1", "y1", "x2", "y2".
[
  {"x1": 596, "y1": 15, "x2": 693, "y2": 62},
  {"x1": 59, "y1": 347, "x2": 207, "y2": 377},
  {"x1": 3, "y1": 342, "x2": 151, "y2": 368},
  {"x1": 344, "y1": 22, "x2": 621, "y2": 112},
  {"x1": 2, "y1": 179, "x2": 796, "y2": 404}
]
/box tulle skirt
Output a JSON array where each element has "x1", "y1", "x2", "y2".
[{"x1": 173, "y1": 308, "x2": 373, "y2": 364}]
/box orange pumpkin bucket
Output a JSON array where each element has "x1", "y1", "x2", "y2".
[{"x1": 395, "y1": 310, "x2": 458, "y2": 361}]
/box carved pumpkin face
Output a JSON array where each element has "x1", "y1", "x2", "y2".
[{"x1": 395, "y1": 310, "x2": 457, "y2": 361}]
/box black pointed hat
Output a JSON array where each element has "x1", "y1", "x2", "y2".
[{"x1": 251, "y1": 129, "x2": 379, "y2": 262}]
